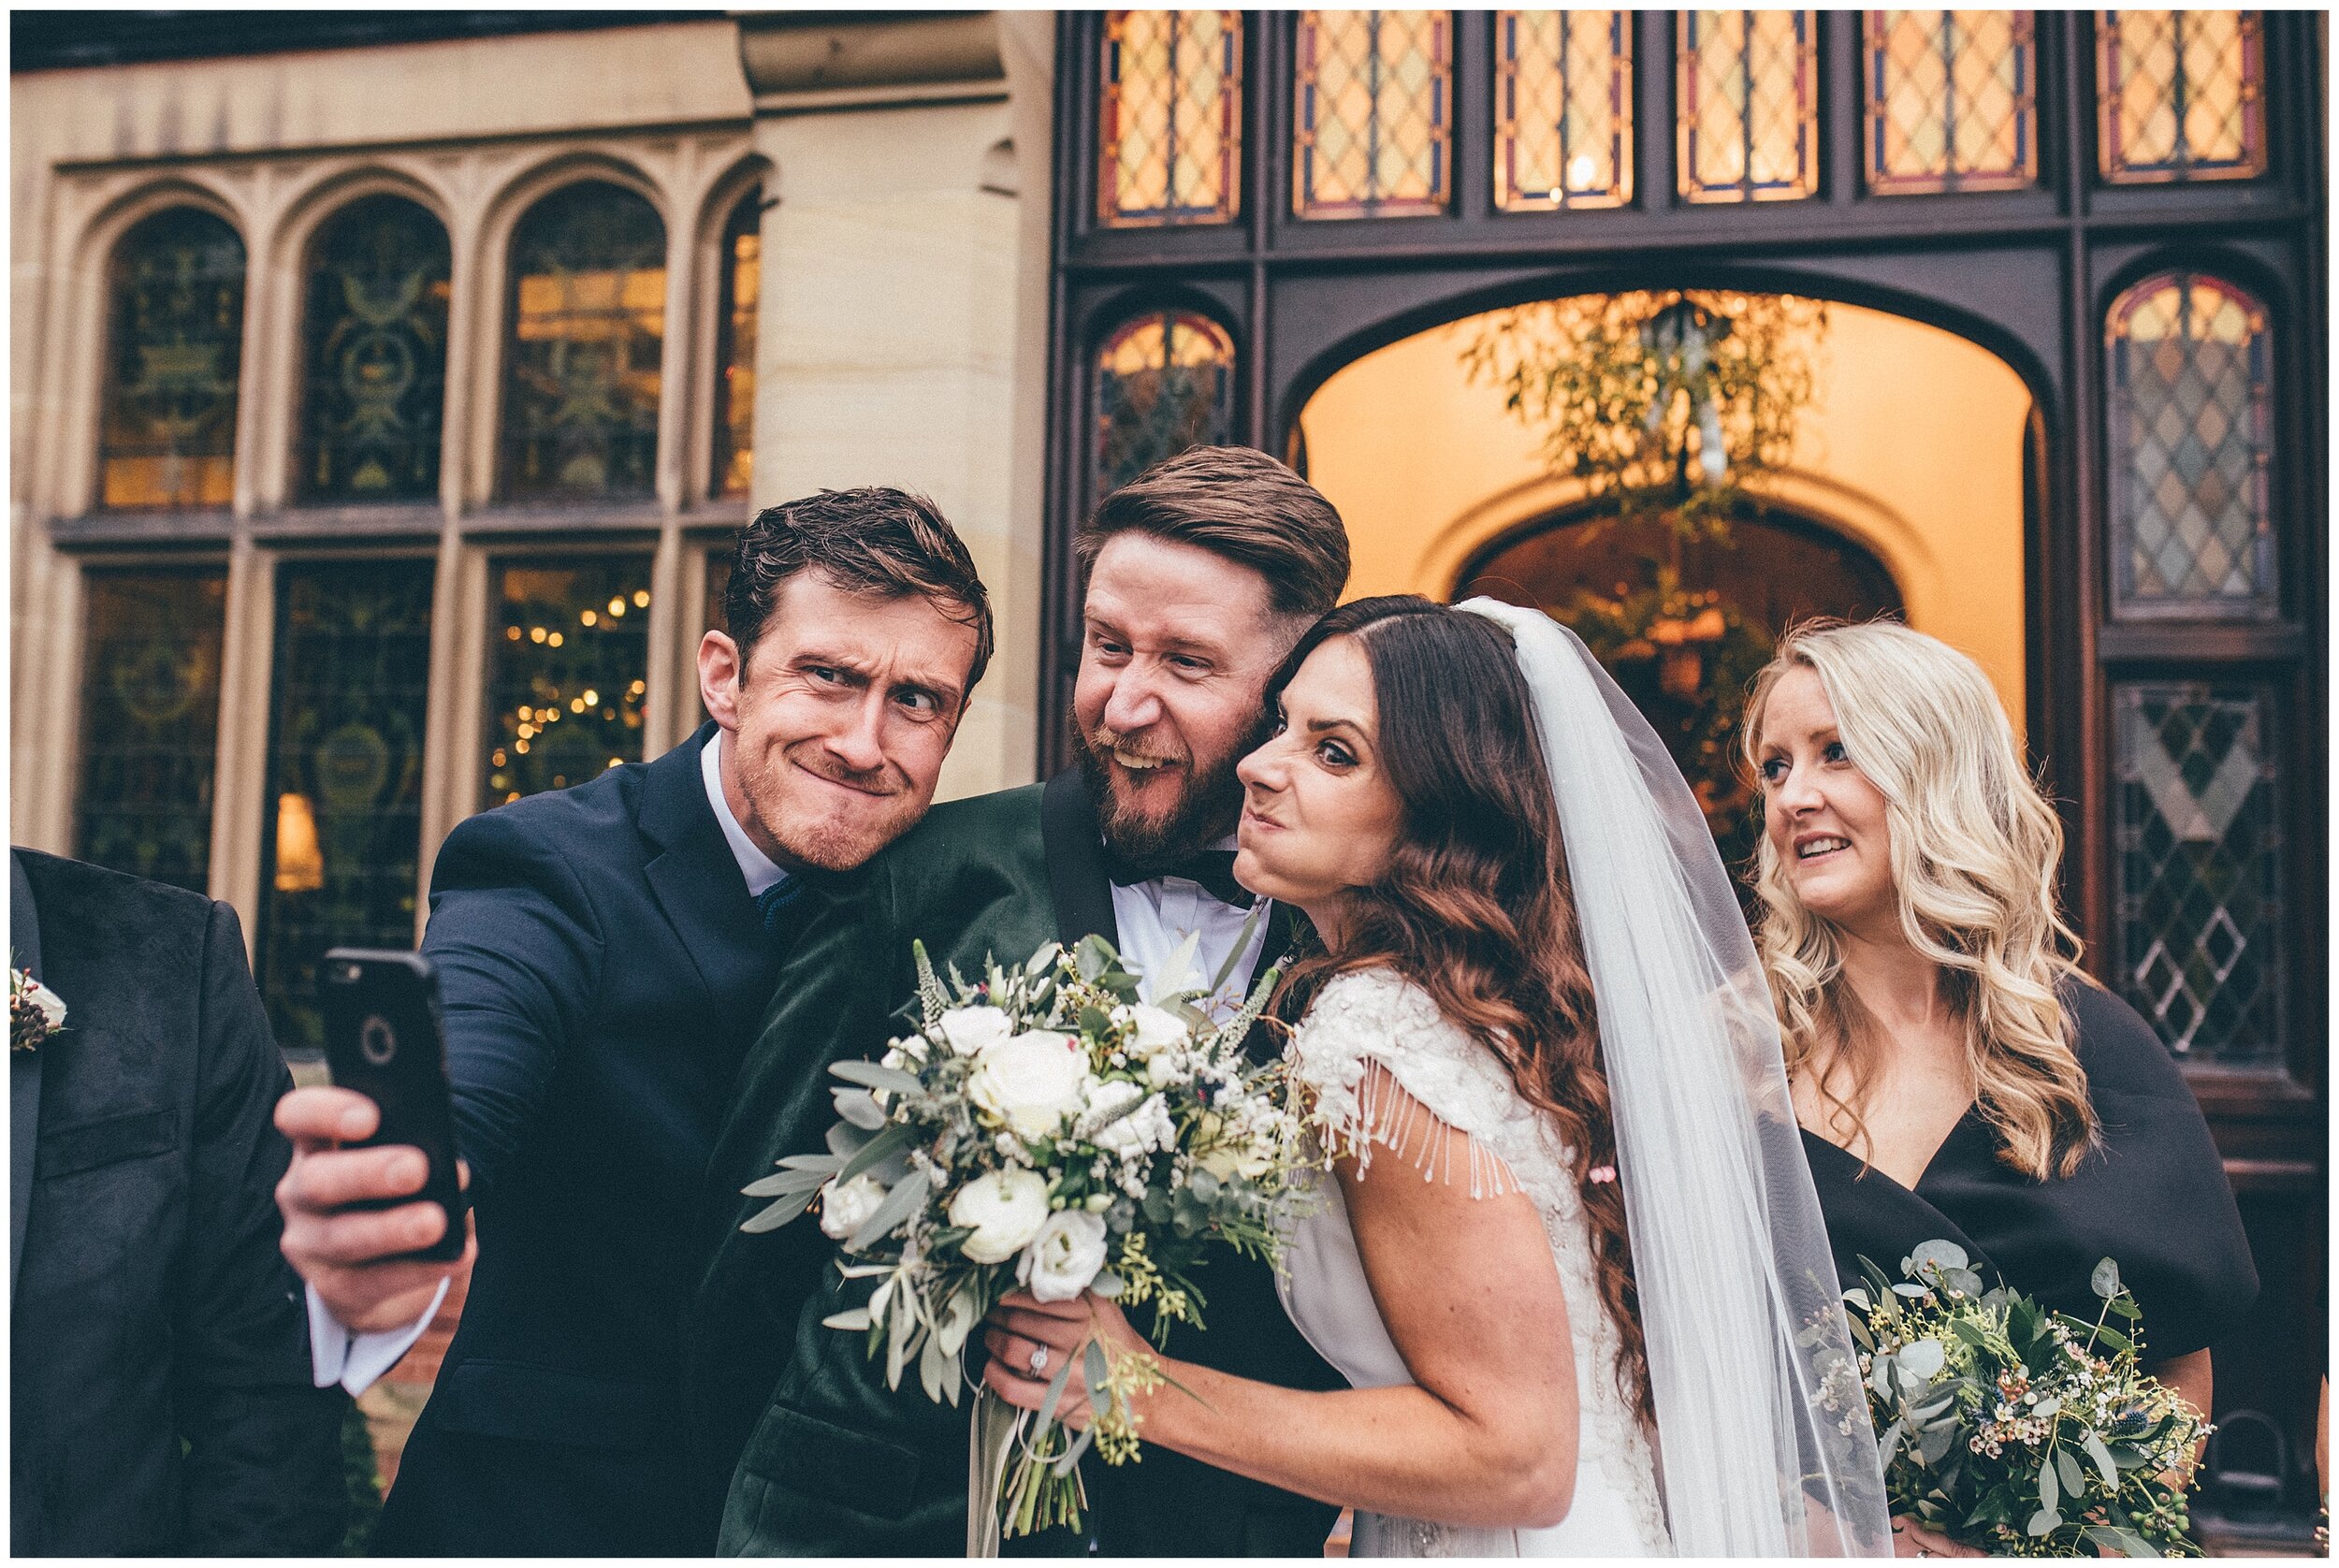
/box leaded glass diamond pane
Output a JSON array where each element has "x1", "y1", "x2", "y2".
[
  {"x1": 499, "y1": 181, "x2": 665, "y2": 502},
  {"x1": 256, "y1": 559, "x2": 435, "y2": 1055},
  {"x1": 1495, "y1": 11, "x2": 1634, "y2": 211},
  {"x1": 2106, "y1": 272, "x2": 2274, "y2": 617},
  {"x1": 1867, "y1": 11, "x2": 2037, "y2": 194},
  {"x1": 485, "y1": 558, "x2": 654, "y2": 807},
  {"x1": 298, "y1": 195, "x2": 451, "y2": 503},
  {"x1": 1102, "y1": 11, "x2": 1242, "y2": 226},
  {"x1": 710, "y1": 192, "x2": 759, "y2": 498},
  {"x1": 74, "y1": 567, "x2": 228, "y2": 893},
  {"x1": 1678, "y1": 10, "x2": 1818, "y2": 202},
  {"x1": 99, "y1": 208, "x2": 245, "y2": 510},
  {"x1": 2098, "y1": 11, "x2": 2266, "y2": 181},
  {"x1": 1295, "y1": 10, "x2": 1452, "y2": 219},
  {"x1": 1091, "y1": 310, "x2": 1237, "y2": 501},
  {"x1": 2114, "y1": 683, "x2": 2283, "y2": 1064}
]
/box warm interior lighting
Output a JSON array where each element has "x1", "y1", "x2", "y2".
[{"x1": 274, "y1": 792, "x2": 326, "y2": 893}]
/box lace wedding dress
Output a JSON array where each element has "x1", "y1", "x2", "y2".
[{"x1": 1276, "y1": 965, "x2": 1671, "y2": 1558}]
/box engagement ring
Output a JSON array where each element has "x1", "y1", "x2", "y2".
[{"x1": 1027, "y1": 1345, "x2": 1048, "y2": 1376}]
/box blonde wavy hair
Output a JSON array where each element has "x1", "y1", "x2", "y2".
[{"x1": 1741, "y1": 620, "x2": 2099, "y2": 1180}]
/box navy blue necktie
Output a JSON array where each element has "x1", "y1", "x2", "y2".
[{"x1": 755, "y1": 877, "x2": 807, "y2": 944}]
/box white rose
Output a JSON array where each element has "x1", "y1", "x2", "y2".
[
  {"x1": 1079, "y1": 1079, "x2": 1174, "y2": 1158},
  {"x1": 1194, "y1": 1110, "x2": 1275, "y2": 1181},
  {"x1": 1017, "y1": 1209, "x2": 1110, "y2": 1303},
  {"x1": 967, "y1": 1030, "x2": 1092, "y2": 1138},
  {"x1": 887, "y1": 1033, "x2": 932, "y2": 1066},
  {"x1": 948, "y1": 1167, "x2": 1050, "y2": 1263},
  {"x1": 1112, "y1": 1003, "x2": 1190, "y2": 1056},
  {"x1": 817, "y1": 1174, "x2": 890, "y2": 1241},
  {"x1": 937, "y1": 1006, "x2": 1013, "y2": 1056}
]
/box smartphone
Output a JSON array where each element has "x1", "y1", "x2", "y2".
[{"x1": 318, "y1": 948, "x2": 468, "y2": 1263}]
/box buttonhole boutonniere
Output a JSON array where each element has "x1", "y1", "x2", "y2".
[{"x1": 11, "y1": 965, "x2": 66, "y2": 1052}]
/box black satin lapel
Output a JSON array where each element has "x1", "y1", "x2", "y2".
[
  {"x1": 1040, "y1": 770, "x2": 1118, "y2": 951},
  {"x1": 11, "y1": 852, "x2": 42, "y2": 1299}
]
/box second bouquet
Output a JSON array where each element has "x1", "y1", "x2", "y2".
[{"x1": 738, "y1": 929, "x2": 1310, "y2": 1549}]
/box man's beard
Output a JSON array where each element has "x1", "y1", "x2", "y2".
[{"x1": 1071, "y1": 713, "x2": 1256, "y2": 871}]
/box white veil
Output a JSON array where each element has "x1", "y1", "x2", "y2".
[{"x1": 1457, "y1": 598, "x2": 1891, "y2": 1557}]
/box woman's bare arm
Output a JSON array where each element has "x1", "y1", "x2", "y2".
[{"x1": 984, "y1": 1071, "x2": 1581, "y2": 1530}]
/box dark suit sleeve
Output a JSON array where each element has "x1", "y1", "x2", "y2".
[
  {"x1": 685, "y1": 862, "x2": 901, "y2": 1533},
  {"x1": 423, "y1": 808, "x2": 606, "y2": 1204},
  {"x1": 174, "y1": 899, "x2": 351, "y2": 1555}
]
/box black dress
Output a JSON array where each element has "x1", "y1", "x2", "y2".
[{"x1": 1803, "y1": 980, "x2": 2259, "y2": 1364}]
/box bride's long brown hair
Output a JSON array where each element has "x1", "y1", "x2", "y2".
[{"x1": 1270, "y1": 595, "x2": 1649, "y2": 1423}]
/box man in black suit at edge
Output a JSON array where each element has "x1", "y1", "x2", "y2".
[
  {"x1": 11, "y1": 849, "x2": 350, "y2": 1554},
  {"x1": 269, "y1": 489, "x2": 994, "y2": 1554}
]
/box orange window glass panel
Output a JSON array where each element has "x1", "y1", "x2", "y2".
[
  {"x1": 2104, "y1": 272, "x2": 2274, "y2": 617},
  {"x1": 2099, "y1": 11, "x2": 2265, "y2": 182},
  {"x1": 1091, "y1": 309, "x2": 1237, "y2": 503},
  {"x1": 1678, "y1": 10, "x2": 1818, "y2": 203},
  {"x1": 1495, "y1": 10, "x2": 1634, "y2": 211},
  {"x1": 98, "y1": 208, "x2": 245, "y2": 510},
  {"x1": 1867, "y1": 11, "x2": 2038, "y2": 194},
  {"x1": 711, "y1": 192, "x2": 759, "y2": 499},
  {"x1": 1294, "y1": 10, "x2": 1452, "y2": 219},
  {"x1": 1100, "y1": 11, "x2": 1243, "y2": 225}
]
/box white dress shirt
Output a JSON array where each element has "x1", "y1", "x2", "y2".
[
  {"x1": 310, "y1": 732, "x2": 778, "y2": 1395},
  {"x1": 1108, "y1": 834, "x2": 1273, "y2": 1022}
]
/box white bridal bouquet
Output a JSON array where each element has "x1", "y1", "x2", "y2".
[{"x1": 741, "y1": 929, "x2": 1311, "y2": 1546}]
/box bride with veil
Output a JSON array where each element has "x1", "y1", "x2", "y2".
[{"x1": 981, "y1": 594, "x2": 1890, "y2": 1557}]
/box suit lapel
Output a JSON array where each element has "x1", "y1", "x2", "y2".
[
  {"x1": 11, "y1": 850, "x2": 44, "y2": 1298},
  {"x1": 1039, "y1": 770, "x2": 1118, "y2": 951},
  {"x1": 638, "y1": 725, "x2": 767, "y2": 1027}
]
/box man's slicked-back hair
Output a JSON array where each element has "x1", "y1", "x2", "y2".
[
  {"x1": 1075, "y1": 445, "x2": 1349, "y2": 619},
  {"x1": 725, "y1": 486, "x2": 994, "y2": 693}
]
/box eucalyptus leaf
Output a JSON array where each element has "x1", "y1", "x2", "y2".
[
  {"x1": 837, "y1": 1123, "x2": 914, "y2": 1185},
  {"x1": 833, "y1": 1088, "x2": 888, "y2": 1130},
  {"x1": 1034, "y1": 1342, "x2": 1076, "y2": 1431},
  {"x1": 741, "y1": 1186, "x2": 819, "y2": 1232},
  {"x1": 741, "y1": 1169, "x2": 828, "y2": 1198},
  {"x1": 2055, "y1": 1446, "x2": 2085, "y2": 1498},
  {"x1": 1025, "y1": 942, "x2": 1062, "y2": 977},
  {"x1": 1090, "y1": 1270, "x2": 1125, "y2": 1299},
  {"x1": 1910, "y1": 1238, "x2": 1969, "y2": 1274},
  {"x1": 1877, "y1": 1417, "x2": 1906, "y2": 1467},
  {"x1": 1052, "y1": 1420, "x2": 1097, "y2": 1477},
  {"x1": 1209, "y1": 903, "x2": 1268, "y2": 995},
  {"x1": 1943, "y1": 1267, "x2": 1985, "y2": 1298},
  {"x1": 2109, "y1": 1295, "x2": 2142, "y2": 1322},
  {"x1": 2027, "y1": 1507, "x2": 2061, "y2": 1538},
  {"x1": 846, "y1": 1169, "x2": 930, "y2": 1254},
  {"x1": 920, "y1": 1328, "x2": 948, "y2": 1403},
  {"x1": 2038, "y1": 1455, "x2": 2059, "y2": 1514},
  {"x1": 1084, "y1": 1341, "x2": 1111, "y2": 1420},
  {"x1": 1896, "y1": 1339, "x2": 1947, "y2": 1381},
  {"x1": 2084, "y1": 1432, "x2": 2119, "y2": 1489},
  {"x1": 2090, "y1": 1256, "x2": 2123, "y2": 1300},
  {"x1": 825, "y1": 1122, "x2": 875, "y2": 1158},
  {"x1": 830, "y1": 1060, "x2": 924, "y2": 1097},
  {"x1": 1917, "y1": 1423, "x2": 1955, "y2": 1466},
  {"x1": 777, "y1": 1152, "x2": 846, "y2": 1172}
]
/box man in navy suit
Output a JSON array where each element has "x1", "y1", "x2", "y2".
[{"x1": 270, "y1": 488, "x2": 993, "y2": 1554}]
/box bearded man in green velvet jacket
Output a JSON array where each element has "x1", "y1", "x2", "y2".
[{"x1": 689, "y1": 446, "x2": 1355, "y2": 1555}]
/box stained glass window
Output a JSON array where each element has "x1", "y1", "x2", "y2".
[
  {"x1": 1101, "y1": 11, "x2": 1243, "y2": 226},
  {"x1": 710, "y1": 192, "x2": 759, "y2": 500},
  {"x1": 297, "y1": 195, "x2": 451, "y2": 503},
  {"x1": 1678, "y1": 10, "x2": 1818, "y2": 203},
  {"x1": 1092, "y1": 310, "x2": 1237, "y2": 501},
  {"x1": 485, "y1": 557, "x2": 653, "y2": 806},
  {"x1": 1294, "y1": 11, "x2": 1452, "y2": 220},
  {"x1": 500, "y1": 181, "x2": 665, "y2": 503},
  {"x1": 1866, "y1": 11, "x2": 2038, "y2": 194},
  {"x1": 2105, "y1": 272, "x2": 2274, "y2": 617},
  {"x1": 1495, "y1": 11, "x2": 1634, "y2": 211},
  {"x1": 73, "y1": 567, "x2": 228, "y2": 893},
  {"x1": 2098, "y1": 10, "x2": 2265, "y2": 182},
  {"x1": 255, "y1": 559, "x2": 435, "y2": 1055},
  {"x1": 97, "y1": 208, "x2": 245, "y2": 510},
  {"x1": 2114, "y1": 682, "x2": 2283, "y2": 1063}
]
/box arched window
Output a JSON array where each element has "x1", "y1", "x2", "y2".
[
  {"x1": 1090, "y1": 308, "x2": 1237, "y2": 501},
  {"x1": 1099, "y1": 10, "x2": 1243, "y2": 226},
  {"x1": 97, "y1": 207, "x2": 245, "y2": 510},
  {"x1": 1293, "y1": 11, "x2": 1452, "y2": 219},
  {"x1": 1494, "y1": 10, "x2": 1634, "y2": 211},
  {"x1": 1677, "y1": 10, "x2": 1819, "y2": 203},
  {"x1": 2098, "y1": 10, "x2": 2265, "y2": 182},
  {"x1": 2104, "y1": 271, "x2": 2274, "y2": 617},
  {"x1": 500, "y1": 181, "x2": 665, "y2": 502},
  {"x1": 710, "y1": 189, "x2": 760, "y2": 500},
  {"x1": 297, "y1": 194, "x2": 451, "y2": 503},
  {"x1": 1865, "y1": 10, "x2": 2038, "y2": 195}
]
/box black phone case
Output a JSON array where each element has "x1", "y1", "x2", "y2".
[{"x1": 318, "y1": 948, "x2": 468, "y2": 1263}]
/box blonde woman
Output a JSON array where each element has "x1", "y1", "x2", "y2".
[{"x1": 1744, "y1": 620, "x2": 2258, "y2": 1557}]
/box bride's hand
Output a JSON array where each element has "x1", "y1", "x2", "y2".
[
  {"x1": 981, "y1": 1289, "x2": 1148, "y2": 1426},
  {"x1": 1892, "y1": 1517, "x2": 1983, "y2": 1557}
]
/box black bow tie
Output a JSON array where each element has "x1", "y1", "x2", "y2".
[
  {"x1": 755, "y1": 876, "x2": 809, "y2": 944},
  {"x1": 1101, "y1": 848, "x2": 1255, "y2": 909}
]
